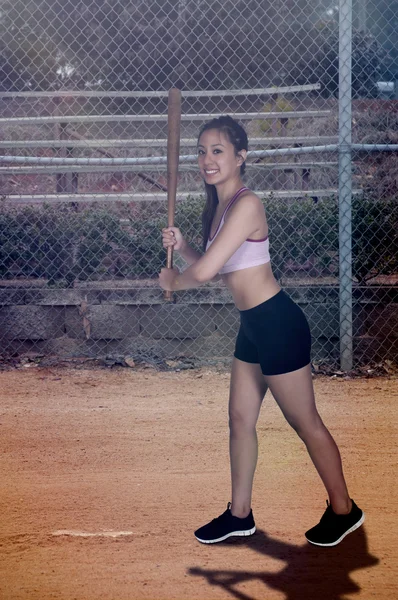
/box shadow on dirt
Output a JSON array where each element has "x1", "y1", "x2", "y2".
[{"x1": 188, "y1": 526, "x2": 379, "y2": 600}]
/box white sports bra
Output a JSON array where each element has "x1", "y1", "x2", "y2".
[{"x1": 205, "y1": 187, "x2": 270, "y2": 274}]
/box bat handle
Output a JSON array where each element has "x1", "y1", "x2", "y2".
[{"x1": 164, "y1": 245, "x2": 174, "y2": 301}]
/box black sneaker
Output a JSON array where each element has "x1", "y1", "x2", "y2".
[
  {"x1": 194, "y1": 502, "x2": 256, "y2": 544},
  {"x1": 305, "y1": 499, "x2": 365, "y2": 547}
]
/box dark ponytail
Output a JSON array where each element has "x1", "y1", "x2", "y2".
[{"x1": 198, "y1": 116, "x2": 248, "y2": 251}]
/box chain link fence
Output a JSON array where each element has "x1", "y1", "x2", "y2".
[{"x1": 0, "y1": 0, "x2": 397, "y2": 370}]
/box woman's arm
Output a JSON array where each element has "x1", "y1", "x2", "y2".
[
  {"x1": 162, "y1": 227, "x2": 201, "y2": 265},
  {"x1": 178, "y1": 241, "x2": 221, "y2": 282},
  {"x1": 161, "y1": 226, "x2": 221, "y2": 286},
  {"x1": 178, "y1": 239, "x2": 203, "y2": 265},
  {"x1": 159, "y1": 194, "x2": 263, "y2": 291}
]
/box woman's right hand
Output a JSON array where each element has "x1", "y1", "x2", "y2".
[{"x1": 162, "y1": 227, "x2": 185, "y2": 251}]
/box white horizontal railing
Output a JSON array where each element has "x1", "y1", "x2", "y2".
[
  {"x1": 1, "y1": 144, "x2": 396, "y2": 167},
  {"x1": 0, "y1": 83, "x2": 321, "y2": 99},
  {"x1": 0, "y1": 110, "x2": 332, "y2": 126},
  {"x1": 0, "y1": 136, "x2": 339, "y2": 149},
  {"x1": 1, "y1": 190, "x2": 364, "y2": 204},
  {"x1": 0, "y1": 162, "x2": 339, "y2": 175}
]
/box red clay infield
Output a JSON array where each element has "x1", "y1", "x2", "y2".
[{"x1": 0, "y1": 367, "x2": 396, "y2": 599}]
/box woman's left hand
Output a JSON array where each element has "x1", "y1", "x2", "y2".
[{"x1": 159, "y1": 267, "x2": 180, "y2": 291}]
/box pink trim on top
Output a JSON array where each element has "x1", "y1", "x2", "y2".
[
  {"x1": 208, "y1": 187, "x2": 249, "y2": 241},
  {"x1": 247, "y1": 236, "x2": 269, "y2": 242}
]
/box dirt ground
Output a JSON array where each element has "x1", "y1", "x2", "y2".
[{"x1": 0, "y1": 366, "x2": 396, "y2": 600}]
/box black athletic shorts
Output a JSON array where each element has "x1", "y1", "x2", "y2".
[{"x1": 234, "y1": 289, "x2": 312, "y2": 376}]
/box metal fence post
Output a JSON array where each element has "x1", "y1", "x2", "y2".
[
  {"x1": 358, "y1": 0, "x2": 368, "y2": 32},
  {"x1": 0, "y1": 1, "x2": 397, "y2": 367},
  {"x1": 339, "y1": 0, "x2": 354, "y2": 371}
]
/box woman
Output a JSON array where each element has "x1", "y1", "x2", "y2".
[{"x1": 159, "y1": 115, "x2": 364, "y2": 547}]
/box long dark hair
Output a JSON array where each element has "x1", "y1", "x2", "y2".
[{"x1": 198, "y1": 115, "x2": 248, "y2": 251}]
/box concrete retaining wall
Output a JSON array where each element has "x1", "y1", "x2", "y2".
[{"x1": 0, "y1": 284, "x2": 397, "y2": 365}]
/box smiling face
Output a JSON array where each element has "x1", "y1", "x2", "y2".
[{"x1": 197, "y1": 129, "x2": 246, "y2": 186}]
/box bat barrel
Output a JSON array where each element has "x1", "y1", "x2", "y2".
[
  {"x1": 167, "y1": 87, "x2": 181, "y2": 229},
  {"x1": 165, "y1": 88, "x2": 181, "y2": 301}
]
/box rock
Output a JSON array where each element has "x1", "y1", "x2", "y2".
[
  {"x1": 124, "y1": 357, "x2": 136, "y2": 368},
  {"x1": 165, "y1": 360, "x2": 179, "y2": 368}
]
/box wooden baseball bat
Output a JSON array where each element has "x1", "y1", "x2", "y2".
[{"x1": 165, "y1": 87, "x2": 181, "y2": 301}]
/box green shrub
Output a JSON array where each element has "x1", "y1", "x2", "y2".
[
  {"x1": 259, "y1": 96, "x2": 295, "y2": 135},
  {"x1": 264, "y1": 194, "x2": 398, "y2": 282},
  {"x1": 263, "y1": 196, "x2": 338, "y2": 279},
  {"x1": 352, "y1": 196, "x2": 398, "y2": 283},
  {"x1": 0, "y1": 194, "x2": 396, "y2": 286},
  {"x1": 0, "y1": 205, "x2": 79, "y2": 283},
  {"x1": 0, "y1": 204, "x2": 134, "y2": 285}
]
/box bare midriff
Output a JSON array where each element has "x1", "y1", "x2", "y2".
[{"x1": 222, "y1": 261, "x2": 281, "y2": 311}]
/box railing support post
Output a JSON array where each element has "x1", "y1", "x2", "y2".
[{"x1": 338, "y1": 0, "x2": 353, "y2": 371}]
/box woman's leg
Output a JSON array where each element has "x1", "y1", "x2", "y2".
[
  {"x1": 264, "y1": 364, "x2": 351, "y2": 514},
  {"x1": 229, "y1": 357, "x2": 268, "y2": 518}
]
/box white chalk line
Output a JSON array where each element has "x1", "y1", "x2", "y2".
[{"x1": 52, "y1": 530, "x2": 134, "y2": 538}]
